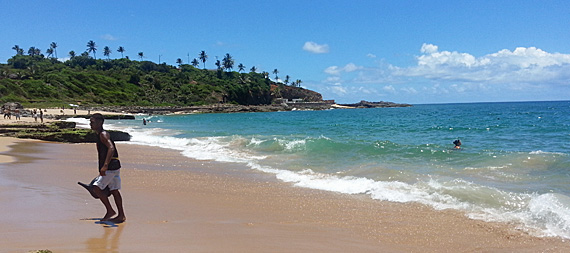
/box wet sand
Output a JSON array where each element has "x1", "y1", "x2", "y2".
[{"x1": 1, "y1": 138, "x2": 569, "y2": 252}]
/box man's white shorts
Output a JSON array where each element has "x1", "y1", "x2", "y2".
[{"x1": 93, "y1": 169, "x2": 121, "y2": 191}]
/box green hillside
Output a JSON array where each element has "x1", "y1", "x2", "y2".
[{"x1": 0, "y1": 54, "x2": 320, "y2": 107}]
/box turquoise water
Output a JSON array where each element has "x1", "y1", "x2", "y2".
[{"x1": 83, "y1": 101, "x2": 570, "y2": 238}]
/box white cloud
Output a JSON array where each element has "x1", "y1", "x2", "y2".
[
  {"x1": 344, "y1": 63, "x2": 361, "y2": 72},
  {"x1": 383, "y1": 85, "x2": 396, "y2": 93},
  {"x1": 101, "y1": 34, "x2": 118, "y2": 41},
  {"x1": 320, "y1": 43, "x2": 570, "y2": 103},
  {"x1": 399, "y1": 44, "x2": 570, "y2": 85},
  {"x1": 324, "y1": 66, "x2": 340, "y2": 75},
  {"x1": 324, "y1": 76, "x2": 342, "y2": 83},
  {"x1": 329, "y1": 85, "x2": 347, "y2": 95},
  {"x1": 357, "y1": 86, "x2": 376, "y2": 94},
  {"x1": 401, "y1": 87, "x2": 418, "y2": 94},
  {"x1": 366, "y1": 53, "x2": 377, "y2": 58},
  {"x1": 303, "y1": 41, "x2": 329, "y2": 54},
  {"x1": 420, "y1": 43, "x2": 438, "y2": 54},
  {"x1": 324, "y1": 63, "x2": 363, "y2": 75}
]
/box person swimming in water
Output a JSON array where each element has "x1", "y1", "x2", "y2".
[{"x1": 453, "y1": 139, "x2": 462, "y2": 149}]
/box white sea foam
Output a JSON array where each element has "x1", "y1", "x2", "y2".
[
  {"x1": 253, "y1": 163, "x2": 570, "y2": 239},
  {"x1": 529, "y1": 150, "x2": 566, "y2": 156},
  {"x1": 65, "y1": 117, "x2": 90, "y2": 128},
  {"x1": 280, "y1": 139, "x2": 306, "y2": 151}
]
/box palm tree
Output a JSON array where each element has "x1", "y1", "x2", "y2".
[
  {"x1": 285, "y1": 75, "x2": 290, "y2": 86},
  {"x1": 50, "y1": 42, "x2": 58, "y2": 58},
  {"x1": 238, "y1": 63, "x2": 245, "y2": 73},
  {"x1": 176, "y1": 58, "x2": 183, "y2": 67},
  {"x1": 272, "y1": 69, "x2": 279, "y2": 80},
  {"x1": 138, "y1": 52, "x2": 144, "y2": 60},
  {"x1": 222, "y1": 53, "x2": 234, "y2": 72},
  {"x1": 191, "y1": 58, "x2": 200, "y2": 68},
  {"x1": 117, "y1": 46, "x2": 125, "y2": 58},
  {"x1": 199, "y1": 51, "x2": 208, "y2": 69},
  {"x1": 103, "y1": 46, "x2": 112, "y2": 59},
  {"x1": 295, "y1": 79, "x2": 302, "y2": 87},
  {"x1": 215, "y1": 59, "x2": 222, "y2": 71},
  {"x1": 86, "y1": 40, "x2": 97, "y2": 59},
  {"x1": 262, "y1": 71, "x2": 269, "y2": 79},
  {"x1": 28, "y1": 47, "x2": 39, "y2": 56},
  {"x1": 69, "y1": 50, "x2": 76, "y2": 58},
  {"x1": 12, "y1": 45, "x2": 21, "y2": 55},
  {"x1": 46, "y1": 48, "x2": 54, "y2": 58},
  {"x1": 250, "y1": 66, "x2": 257, "y2": 73}
]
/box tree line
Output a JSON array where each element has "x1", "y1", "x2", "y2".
[
  {"x1": 1, "y1": 41, "x2": 320, "y2": 107},
  {"x1": 10, "y1": 41, "x2": 303, "y2": 87}
]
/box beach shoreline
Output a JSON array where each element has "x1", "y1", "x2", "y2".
[{"x1": 1, "y1": 138, "x2": 570, "y2": 252}]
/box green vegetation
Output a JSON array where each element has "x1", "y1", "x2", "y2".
[{"x1": 1, "y1": 43, "x2": 314, "y2": 107}]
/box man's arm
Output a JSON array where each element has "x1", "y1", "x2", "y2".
[{"x1": 99, "y1": 131, "x2": 115, "y2": 176}]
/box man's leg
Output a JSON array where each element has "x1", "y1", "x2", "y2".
[
  {"x1": 110, "y1": 190, "x2": 126, "y2": 223},
  {"x1": 93, "y1": 184, "x2": 116, "y2": 221}
]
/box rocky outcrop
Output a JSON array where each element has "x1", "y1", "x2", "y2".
[
  {"x1": 76, "y1": 100, "x2": 411, "y2": 115},
  {"x1": 0, "y1": 122, "x2": 131, "y2": 143},
  {"x1": 2, "y1": 102, "x2": 23, "y2": 110},
  {"x1": 275, "y1": 85, "x2": 323, "y2": 102},
  {"x1": 339, "y1": 100, "x2": 412, "y2": 108}
]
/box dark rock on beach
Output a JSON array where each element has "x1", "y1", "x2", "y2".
[{"x1": 0, "y1": 121, "x2": 131, "y2": 143}]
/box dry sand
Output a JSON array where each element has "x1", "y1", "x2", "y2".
[{"x1": 1, "y1": 138, "x2": 570, "y2": 252}]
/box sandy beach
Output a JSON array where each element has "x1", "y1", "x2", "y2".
[{"x1": 1, "y1": 137, "x2": 569, "y2": 252}]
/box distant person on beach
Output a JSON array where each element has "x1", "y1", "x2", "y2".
[
  {"x1": 3, "y1": 107, "x2": 11, "y2": 119},
  {"x1": 453, "y1": 139, "x2": 462, "y2": 149},
  {"x1": 32, "y1": 109, "x2": 38, "y2": 122},
  {"x1": 89, "y1": 113, "x2": 126, "y2": 223},
  {"x1": 143, "y1": 118, "x2": 146, "y2": 125},
  {"x1": 39, "y1": 109, "x2": 43, "y2": 123},
  {"x1": 14, "y1": 108, "x2": 20, "y2": 120}
]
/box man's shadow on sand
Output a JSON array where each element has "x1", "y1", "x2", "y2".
[
  {"x1": 80, "y1": 218, "x2": 120, "y2": 227},
  {"x1": 83, "y1": 219, "x2": 125, "y2": 251}
]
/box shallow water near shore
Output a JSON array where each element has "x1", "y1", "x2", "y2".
[{"x1": 72, "y1": 101, "x2": 570, "y2": 239}]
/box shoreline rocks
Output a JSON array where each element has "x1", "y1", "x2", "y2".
[
  {"x1": 338, "y1": 100, "x2": 412, "y2": 108},
  {"x1": 0, "y1": 121, "x2": 131, "y2": 143},
  {"x1": 82, "y1": 101, "x2": 412, "y2": 115}
]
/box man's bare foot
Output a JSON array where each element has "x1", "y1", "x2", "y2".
[
  {"x1": 101, "y1": 211, "x2": 116, "y2": 221},
  {"x1": 110, "y1": 216, "x2": 126, "y2": 223}
]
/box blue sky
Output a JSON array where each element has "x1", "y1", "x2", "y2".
[{"x1": 1, "y1": 0, "x2": 569, "y2": 104}]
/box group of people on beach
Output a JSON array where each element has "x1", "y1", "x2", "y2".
[
  {"x1": 2, "y1": 105, "x2": 20, "y2": 120},
  {"x1": 1, "y1": 106, "x2": 44, "y2": 123}
]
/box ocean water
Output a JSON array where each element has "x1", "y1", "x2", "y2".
[{"x1": 74, "y1": 101, "x2": 570, "y2": 238}]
